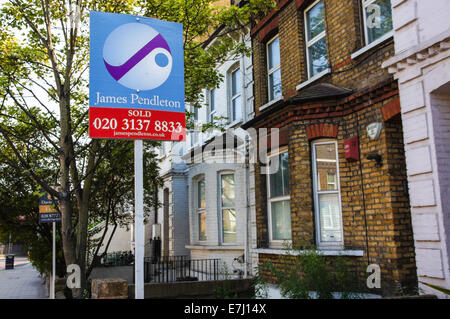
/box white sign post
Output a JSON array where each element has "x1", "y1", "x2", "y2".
[
  {"x1": 52, "y1": 221, "x2": 56, "y2": 299},
  {"x1": 38, "y1": 191, "x2": 60, "y2": 300},
  {"x1": 134, "y1": 140, "x2": 144, "y2": 299}
]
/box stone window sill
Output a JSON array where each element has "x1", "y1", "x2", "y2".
[
  {"x1": 259, "y1": 96, "x2": 284, "y2": 112},
  {"x1": 255, "y1": 248, "x2": 364, "y2": 257},
  {"x1": 351, "y1": 31, "x2": 394, "y2": 60},
  {"x1": 186, "y1": 245, "x2": 244, "y2": 251},
  {"x1": 296, "y1": 68, "x2": 331, "y2": 91},
  {"x1": 226, "y1": 119, "x2": 243, "y2": 129}
]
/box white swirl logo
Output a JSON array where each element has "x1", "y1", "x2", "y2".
[{"x1": 103, "y1": 23, "x2": 173, "y2": 91}]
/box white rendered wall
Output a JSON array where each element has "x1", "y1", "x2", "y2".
[
  {"x1": 384, "y1": 0, "x2": 450, "y2": 298},
  {"x1": 154, "y1": 32, "x2": 255, "y2": 273}
]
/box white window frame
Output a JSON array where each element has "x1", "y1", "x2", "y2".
[
  {"x1": 266, "y1": 148, "x2": 292, "y2": 246},
  {"x1": 191, "y1": 105, "x2": 201, "y2": 147},
  {"x1": 190, "y1": 129, "x2": 200, "y2": 147},
  {"x1": 361, "y1": 0, "x2": 393, "y2": 46},
  {"x1": 196, "y1": 177, "x2": 207, "y2": 242},
  {"x1": 304, "y1": 0, "x2": 328, "y2": 79},
  {"x1": 208, "y1": 88, "x2": 217, "y2": 124},
  {"x1": 311, "y1": 140, "x2": 344, "y2": 249},
  {"x1": 229, "y1": 66, "x2": 242, "y2": 123},
  {"x1": 266, "y1": 35, "x2": 282, "y2": 102},
  {"x1": 218, "y1": 171, "x2": 237, "y2": 245}
]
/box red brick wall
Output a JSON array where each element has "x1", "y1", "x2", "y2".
[
  {"x1": 249, "y1": 0, "x2": 417, "y2": 295},
  {"x1": 254, "y1": 93, "x2": 416, "y2": 295},
  {"x1": 252, "y1": 0, "x2": 394, "y2": 111}
]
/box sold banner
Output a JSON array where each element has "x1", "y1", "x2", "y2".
[{"x1": 89, "y1": 11, "x2": 185, "y2": 141}]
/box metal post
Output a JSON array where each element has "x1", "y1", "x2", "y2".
[
  {"x1": 8, "y1": 233, "x2": 11, "y2": 255},
  {"x1": 134, "y1": 140, "x2": 144, "y2": 299},
  {"x1": 51, "y1": 222, "x2": 55, "y2": 299}
]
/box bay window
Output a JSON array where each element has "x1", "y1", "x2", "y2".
[
  {"x1": 197, "y1": 178, "x2": 206, "y2": 241},
  {"x1": 267, "y1": 151, "x2": 291, "y2": 242},
  {"x1": 220, "y1": 173, "x2": 236, "y2": 244},
  {"x1": 312, "y1": 140, "x2": 344, "y2": 248},
  {"x1": 209, "y1": 88, "x2": 216, "y2": 123},
  {"x1": 230, "y1": 68, "x2": 242, "y2": 122}
]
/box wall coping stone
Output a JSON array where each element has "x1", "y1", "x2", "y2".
[{"x1": 256, "y1": 248, "x2": 364, "y2": 257}]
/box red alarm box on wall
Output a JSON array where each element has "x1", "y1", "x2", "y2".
[{"x1": 344, "y1": 136, "x2": 359, "y2": 162}]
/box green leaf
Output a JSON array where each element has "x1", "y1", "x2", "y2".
[{"x1": 420, "y1": 282, "x2": 450, "y2": 295}]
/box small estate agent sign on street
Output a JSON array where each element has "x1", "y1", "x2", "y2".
[
  {"x1": 38, "y1": 187, "x2": 61, "y2": 299},
  {"x1": 39, "y1": 193, "x2": 61, "y2": 223},
  {"x1": 89, "y1": 11, "x2": 185, "y2": 141}
]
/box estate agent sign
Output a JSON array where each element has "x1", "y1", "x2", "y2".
[
  {"x1": 89, "y1": 11, "x2": 185, "y2": 141},
  {"x1": 39, "y1": 193, "x2": 61, "y2": 223}
]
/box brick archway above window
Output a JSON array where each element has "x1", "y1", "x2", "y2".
[
  {"x1": 381, "y1": 97, "x2": 401, "y2": 121},
  {"x1": 306, "y1": 123, "x2": 338, "y2": 140},
  {"x1": 257, "y1": 17, "x2": 279, "y2": 42}
]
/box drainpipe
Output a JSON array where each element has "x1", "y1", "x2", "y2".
[
  {"x1": 244, "y1": 135, "x2": 250, "y2": 279},
  {"x1": 355, "y1": 114, "x2": 371, "y2": 266},
  {"x1": 240, "y1": 31, "x2": 251, "y2": 279}
]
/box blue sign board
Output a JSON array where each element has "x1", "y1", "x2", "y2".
[
  {"x1": 89, "y1": 11, "x2": 186, "y2": 141},
  {"x1": 39, "y1": 194, "x2": 61, "y2": 223},
  {"x1": 89, "y1": 11, "x2": 184, "y2": 113}
]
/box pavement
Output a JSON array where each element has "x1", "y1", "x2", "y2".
[{"x1": 0, "y1": 256, "x2": 48, "y2": 299}]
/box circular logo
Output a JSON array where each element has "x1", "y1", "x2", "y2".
[{"x1": 103, "y1": 23, "x2": 173, "y2": 91}]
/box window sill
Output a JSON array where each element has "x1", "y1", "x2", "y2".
[
  {"x1": 259, "y1": 96, "x2": 284, "y2": 112},
  {"x1": 296, "y1": 68, "x2": 331, "y2": 91},
  {"x1": 351, "y1": 31, "x2": 394, "y2": 60},
  {"x1": 255, "y1": 248, "x2": 364, "y2": 257},
  {"x1": 226, "y1": 119, "x2": 243, "y2": 129},
  {"x1": 186, "y1": 245, "x2": 244, "y2": 251}
]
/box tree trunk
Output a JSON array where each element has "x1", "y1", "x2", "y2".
[{"x1": 58, "y1": 93, "x2": 83, "y2": 298}]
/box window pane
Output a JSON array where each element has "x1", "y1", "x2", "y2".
[
  {"x1": 318, "y1": 193, "x2": 342, "y2": 242},
  {"x1": 281, "y1": 152, "x2": 290, "y2": 194},
  {"x1": 315, "y1": 143, "x2": 338, "y2": 191},
  {"x1": 269, "y1": 152, "x2": 289, "y2": 198},
  {"x1": 199, "y1": 212, "x2": 207, "y2": 241},
  {"x1": 306, "y1": 0, "x2": 325, "y2": 41},
  {"x1": 192, "y1": 131, "x2": 198, "y2": 146},
  {"x1": 308, "y1": 36, "x2": 328, "y2": 77},
  {"x1": 327, "y1": 173, "x2": 337, "y2": 189},
  {"x1": 232, "y1": 68, "x2": 241, "y2": 96},
  {"x1": 222, "y1": 209, "x2": 236, "y2": 243},
  {"x1": 232, "y1": 96, "x2": 242, "y2": 122},
  {"x1": 365, "y1": 0, "x2": 393, "y2": 44},
  {"x1": 221, "y1": 174, "x2": 235, "y2": 207},
  {"x1": 194, "y1": 106, "x2": 198, "y2": 121},
  {"x1": 210, "y1": 88, "x2": 216, "y2": 112},
  {"x1": 198, "y1": 180, "x2": 205, "y2": 208},
  {"x1": 268, "y1": 37, "x2": 280, "y2": 70},
  {"x1": 269, "y1": 68, "x2": 282, "y2": 101},
  {"x1": 271, "y1": 200, "x2": 291, "y2": 240}
]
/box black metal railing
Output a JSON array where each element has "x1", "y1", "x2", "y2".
[
  {"x1": 143, "y1": 256, "x2": 220, "y2": 283},
  {"x1": 101, "y1": 251, "x2": 134, "y2": 267}
]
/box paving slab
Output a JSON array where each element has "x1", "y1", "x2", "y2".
[{"x1": 0, "y1": 258, "x2": 48, "y2": 299}]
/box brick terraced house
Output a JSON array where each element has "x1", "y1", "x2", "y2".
[{"x1": 243, "y1": 0, "x2": 418, "y2": 296}]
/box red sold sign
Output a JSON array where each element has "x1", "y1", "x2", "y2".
[
  {"x1": 89, "y1": 107, "x2": 186, "y2": 141},
  {"x1": 89, "y1": 12, "x2": 185, "y2": 142}
]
